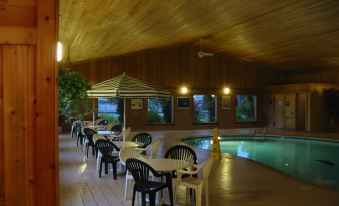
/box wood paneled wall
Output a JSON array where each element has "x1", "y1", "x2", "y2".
[
  {"x1": 280, "y1": 69, "x2": 339, "y2": 84},
  {"x1": 0, "y1": 0, "x2": 58, "y2": 206},
  {"x1": 72, "y1": 45, "x2": 278, "y2": 130},
  {"x1": 265, "y1": 83, "x2": 339, "y2": 132}
]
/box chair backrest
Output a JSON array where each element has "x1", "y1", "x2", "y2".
[
  {"x1": 73, "y1": 121, "x2": 82, "y2": 133},
  {"x1": 94, "y1": 118, "x2": 103, "y2": 125},
  {"x1": 148, "y1": 139, "x2": 161, "y2": 158},
  {"x1": 69, "y1": 117, "x2": 76, "y2": 124},
  {"x1": 119, "y1": 147, "x2": 142, "y2": 165},
  {"x1": 97, "y1": 119, "x2": 108, "y2": 125},
  {"x1": 164, "y1": 145, "x2": 197, "y2": 164},
  {"x1": 83, "y1": 128, "x2": 97, "y2": 142},
  {"x1": 126, "y1": 158, "x2": 158, "y2": 184},
  {"x1": 132, "y1": 133, "x2": 152, "y2": 148},
  {"x1": 111, "y1": 124, "x2": 123, "y2": 133},
  {"x1": 95, "y1": 139, "x2": 119, "y2": 157},
  {"x1": 105, "y1": 122, "x2": 114, "y2": 131},
  {"x1": 93, "y1": 134, "x2": 105, "y2": 144}
]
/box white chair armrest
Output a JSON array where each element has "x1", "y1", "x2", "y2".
[
  {"x1": 177, "y1": 169, "x2": 198, "y2": 175},
  {"x1": 135, "y1": 147, "x2": 147, "y2": 151},
  {"x1": 177, "y1": 163, "x2": 203, "y2": 175}
]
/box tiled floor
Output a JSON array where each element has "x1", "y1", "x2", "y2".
[{"x1": 59, "y1": 129, "x2": 339, "y2": 206}]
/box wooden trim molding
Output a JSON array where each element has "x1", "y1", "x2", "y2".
[
  {"x1": 0, "y1": 26, "x2": 36, "y2": 45},
  {"x1": 0, "y1": 0, "x2": 58, "y2": 205}
]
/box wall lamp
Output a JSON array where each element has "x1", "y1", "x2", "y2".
[
  {"x1": 223, "y1": 87, "x2": 231, "y2": 95},
  {"x1": 180, "y1": 86, "x2": 188, "y2": 94},
  {"x1": 57, "y1": 41, "x2": 63, "y2": 62}
]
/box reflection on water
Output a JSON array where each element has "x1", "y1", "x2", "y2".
[
  {"x1": 236, "y1": 142, "x2": 249, "y2": 158},
  {"x1": 184, "y1": 136, "x2": 339, "y2": 189}
]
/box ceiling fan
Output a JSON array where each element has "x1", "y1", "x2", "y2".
[
  {"x1": 197, "y1": 51, "x2": 214, "y2": 58},
  {"x1": 197, "y1": 38, "x2": 214, "y2": 58}
]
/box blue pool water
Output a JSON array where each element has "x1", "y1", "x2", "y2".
[{"x1": 183, "y1": 135, "x2": 339, "y2": 189}]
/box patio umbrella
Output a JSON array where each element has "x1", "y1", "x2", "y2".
[{"x1": 87, "y1": 73, "x2": 170, "y2": 139}]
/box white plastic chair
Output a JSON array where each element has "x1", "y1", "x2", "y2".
[
  {"x1": 174, "y1": 156, "x2": 214, "y2": 206},
  {"x1": 93, "y1": 134, "x2": 106, "y2": 171},
  {"x1": 110, "y1": 126, "x2": 130, "y2": 141},
  {"x1": 135, "y1": 138, "x2": 161, "y2": 159},
  {"x1": 70, "y1": 120, "x2": 82, "y2": 138},
  {"x1": 105, "y1": 122, "x2": 115, "y2": 131},
  {"x1": 119, "y1": 147, "x2": 143, "y2": 200}
]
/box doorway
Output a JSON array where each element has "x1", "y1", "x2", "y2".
[{"x1": 296, "y1": 93, "x2": 307, "y2": 131}]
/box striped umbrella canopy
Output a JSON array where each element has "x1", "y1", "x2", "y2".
[
  {"x1": 87, "y1": 73, "x2": 170, "y2": 98},
  {"x1": 87, "y1": 73, "x2": 170, "y2": 139}
]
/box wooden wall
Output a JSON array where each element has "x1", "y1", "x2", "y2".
[
  {"x1": 281, "y1": 69, "x2": 339, "y2": 84},
  {"x1": 0, "y1": 1, "x2": 58, "y2": 206},
  {"x1": 72, "y1": 45, "x2": 279, "y2": 131},
  {"x1": 265, "y1": 83, "x2": 339, "y2": 132}
]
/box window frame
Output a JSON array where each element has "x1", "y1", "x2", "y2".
[
  {"x1": 97, "y1": 97, "x2": 124, "y2": 123},
  {"x1": 147, "y1": 96, "x2": 173, "y2": 125},
  {"x1": 192, "y1": 94, "x2": 218, "y2": 124},
  {"x1": 234, "y1": 94, "x2": 257, "y2": 123}
]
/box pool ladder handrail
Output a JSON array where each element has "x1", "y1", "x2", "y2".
[{"x1": 253, "y1": 128, "x2": 266, "y2": 136}]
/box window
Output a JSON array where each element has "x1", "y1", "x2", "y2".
[
  {"x1": 193, "y1": 94, "x2": 217, "y2": 123},
  {"x1": 147, "y1": 98, "x2": 172, "y2": 124},
  {"x1": 236, "y1": 94, "x2": 257, "y2": 122},
  {"x1": 97, "y1": 98, "x2": 124, "y2": 123}
]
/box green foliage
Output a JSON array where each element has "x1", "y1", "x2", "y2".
[
  {"x1": 99, "y1": 114, "x2": 120, "y2": 124},
  {"x1": 58, "y1": 66, "x2": 91, "y2": 120},
  {"x1": 194, "y1": 95, "x2": 216, "y2": 123},
  {"x1": 148, "y1": 111, "x2": 164, "y2": 123},
  {"x1": 236, "y1": 95, "x2": 256, "y2": 121},
  {"x1": 147, "y1": 98, "x2": 172, "y2": 124}
]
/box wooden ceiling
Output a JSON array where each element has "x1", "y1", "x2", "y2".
[{"x1": 59, "y1": 0, "x2": 339, "y2": 70}]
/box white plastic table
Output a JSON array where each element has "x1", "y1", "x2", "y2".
[
  {"x1": 138, "y1": 158, "x2": 191, "y2": 172},
  {"x1": 97, "y1": 130, "x2": 114, "y2": 135}
]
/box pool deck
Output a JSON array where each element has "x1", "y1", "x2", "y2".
[{"x1": 59, "y1": 128, "x2": 339, "y2": 205}]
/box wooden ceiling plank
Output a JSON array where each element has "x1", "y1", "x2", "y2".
[{"x1": 59, "y1": 0, "x2": 339, "y2": 69}]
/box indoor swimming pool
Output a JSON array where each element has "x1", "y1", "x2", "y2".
[{"x1": 183, "y1": 135, "x2": 339, "y2": 189}]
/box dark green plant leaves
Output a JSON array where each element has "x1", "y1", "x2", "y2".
[{"x1": 58, "y1": 66, "x2": 91, "y2": 120}]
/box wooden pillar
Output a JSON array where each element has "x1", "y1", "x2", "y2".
[{"x1": 0, "y1": 0, "x2": 58, "y2": 205}]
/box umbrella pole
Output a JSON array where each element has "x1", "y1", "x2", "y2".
[
  {"x1": 92, "y1": 98, "x2": 95, "y2": 125},
  {"x1": 123, "y1": 98, "x2": 126, "y2": 144}
]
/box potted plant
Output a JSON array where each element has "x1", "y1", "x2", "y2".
[{"x1": 58, "y1": 65, "x2": 91, "y2": 133}]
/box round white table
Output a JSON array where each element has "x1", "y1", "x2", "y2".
[
  {"x1": 97, "y1": 130, "x2": 114, "y2": 135},
  {"x1": 93, "y1": 134, "x2": 140, "y2": 148},
  {"x1": 138, "y1": 158, "x2": 191, "y2": 172}
]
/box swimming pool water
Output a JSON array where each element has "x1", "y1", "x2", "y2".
[{"x1": 183, "y1": 135, "x2": 339, "y2": 189}]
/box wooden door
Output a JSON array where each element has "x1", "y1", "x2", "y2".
[
  {"x1": 284, "y1": 93, "x2": 296, "y2": 130},
  {"x1": 274, "y1": 94, "x2": 285, "y2": 129},
  {"x1": 296, "y1": 93, "x2": 307, "y2": 131},
  {"x1": 265, "y1": 95, "x2": 275, "y2": 127}
]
